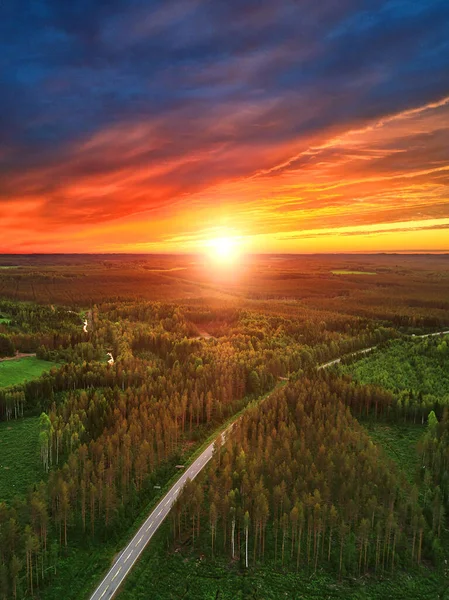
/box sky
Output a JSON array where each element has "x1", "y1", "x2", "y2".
[{"x1": 1, "y1": 0, "x2": 449, "y2": 254}]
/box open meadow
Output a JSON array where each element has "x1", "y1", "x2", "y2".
[{"x1": 0, "y1": 356, "x2": 59, "y2": 388}]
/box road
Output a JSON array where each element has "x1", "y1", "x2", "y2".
[
  {"x1": 89, "y1": 328, "x2": 449, "y2": 600},
  {"x1": 318, "y1": 346, "x2": 376, "y2": 370},
  {"x1": 89, "y1": 432, "x2": 224, "y2": 600}
]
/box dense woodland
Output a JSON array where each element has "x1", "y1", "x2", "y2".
[
  {"x1": 1, "y1": 254, "x2": 449, "y2": 329},
  {"x1": 0, "y1": 256, "x2": 448, "y2": 598},
  {"x1": 172, "y1": 371, "x2": 449, "y2": 576}
]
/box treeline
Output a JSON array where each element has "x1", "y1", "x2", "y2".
[
  {"x1": 173, "y1": 377, "x2": 436, "y2": 576},
  {"x1": 36, "y1": 342, "x2": 105, "y2": 365}
]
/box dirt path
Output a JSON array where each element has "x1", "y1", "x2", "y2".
[{"x1": 0, "y1": 352, "x2": 36, "y2": 363}]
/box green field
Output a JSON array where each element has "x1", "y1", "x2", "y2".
[
  {"x1": 364, "y1": 421, "x2": 424, "y2": 484},
  {"x1": 331, "y1": 270, "x2": 377, "y2": 275},
  {"x1": 0, "y1": 356, "x2": 59, "y2": 388},
  {"x1": 0, "y1": 417, "x2": 43, "y2": 501},
  {"x1": 0, "y1": 317, "x2": 10, "y2": 324}
]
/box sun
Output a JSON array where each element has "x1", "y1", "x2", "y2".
[{"x1": 208, "y1": 236, "x2": 240, "y2": 264}]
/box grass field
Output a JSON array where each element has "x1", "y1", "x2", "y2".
[
  {"x1": 363, "y1": 421, "x2": 424, "y2": 484},
  {"x1": 0, "y1": 417, "x2": 43, "y2": 501},
  {"x1": 331, "y1": 270, "x2": 377, "y2": 275},
  {"x1": 0, "y1": 356, "x2": 59, "y2": 388}
]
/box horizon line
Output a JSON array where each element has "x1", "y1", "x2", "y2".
[{"x1": 1, "y1": 251, "x2": 449, "y2": 257}]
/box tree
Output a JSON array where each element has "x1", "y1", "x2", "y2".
[
  {"x1": 244, "y1": 511, "x2": 250, "y2": 568},
  {"x1": 209, "y1": 502, "x2": 217, "y2": 556},
  {"x1": 0, "y1": 334, "x2": 15, "y2": 357},
  {"x1": 10, "y1": 555, "x2": 21, "y2": 600},
  {"x1": 247, "y1": 371, "x2": 261, "y2": 396}
]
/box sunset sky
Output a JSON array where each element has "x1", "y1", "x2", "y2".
[{"x1": 1, "y1": 1, "x2": 449, "y2": 253}]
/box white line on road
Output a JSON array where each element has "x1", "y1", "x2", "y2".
[
  {"x1": 111, "y1": 567, "x2": 122, "y2": 582},
  {"x1": 124, "y1": 551, "x2": 133, "y2": 563},
  {"x1": 99, "y1": 586, "x2": 109, "y2": 600}
]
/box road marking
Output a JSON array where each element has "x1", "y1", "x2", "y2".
[
  {"x1": 137, "y1": 535, "x2": 143, "y2": 544},
  {"x1": 111, "y1": 566, "x2": 122, "y2": 582},
  {"x1": 124, "y1": 551, "x2": 133, "y2": 563},
  {"x1": 157, "y1": 509, "x2": 162, "y2": 516},
  {"x1": 146, "y1": 522, "x2": 153, "y2": 531},
  {"x1": 165, "y1": 499, "x2": 171, "y2": 506},
  {"x1": 99, "y1": 585, "x2": 109, "y2": 599},
  {"x1": 174, "y1": 486, "x2": 179, "y2": 493}
]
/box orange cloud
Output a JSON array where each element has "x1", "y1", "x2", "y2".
[{"x1": 1, "y1": 95, "x2": 449, "y2": 253}]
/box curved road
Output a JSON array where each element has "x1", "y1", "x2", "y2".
[{"x1": 89, "y1": 329, "x2": 449, "y2": 600}]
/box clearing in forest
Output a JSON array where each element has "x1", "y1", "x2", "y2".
[
  {"x1": 0, "y1": 417, "x2": 42, "y2": 501},
  {"x1": 0, "y1": 356, "x2": 59, "y2": 388}
]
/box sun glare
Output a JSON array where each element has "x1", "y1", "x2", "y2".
[{"x1": 208, "y1": 236, "x2": 240, "y2": 264}]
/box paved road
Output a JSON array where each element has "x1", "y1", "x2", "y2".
[
  {"x1": 89, "y1": 431, "x2": 226, "y2": 600},
  {"x1": 318, "y1": 346, "x2": 377, "y2": 370},
  {"x1": 89, "y1": 328, "x2": 449, "y2": 600}
]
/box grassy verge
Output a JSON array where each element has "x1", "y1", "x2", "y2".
[
  {"x1": 0, "y1": 356, "x2": 59, "y2": 387},
  {"x1": 0, "y1": 416, "x2": 43, "y2": 501}
]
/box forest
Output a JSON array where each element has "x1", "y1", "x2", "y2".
[
  {"x1": 0, "y1": 254, "x2": 448, "y2": 599},
  {"x1": 172, "y1": 374, "x2": 446, "y2": 576}
]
